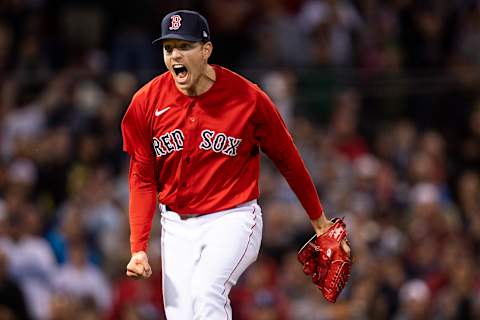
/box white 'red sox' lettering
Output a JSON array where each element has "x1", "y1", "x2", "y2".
[
  {"x1": 199, "y1": 129, "x2": 242, "y2": 156},
  {"x1": 153, "y1": 129, "x2": 242, "y2": 157},
  {"x1": 153, "y1": 129, "x2": 184, "y2": 156}
]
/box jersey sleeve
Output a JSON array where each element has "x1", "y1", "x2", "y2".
[
  {"x1": 122, "y1": 94, "x2": 154, "y2": 162},
  {"x1": 254, "y1": 90, "x2": 324, "y2": 220},
  {"x1": 121, "y1": 95, "x2": 157, "y2": 253}
]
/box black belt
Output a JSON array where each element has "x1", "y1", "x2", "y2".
[{"x1": 165, "y1": 205, "x2": 202, "y2": 219}]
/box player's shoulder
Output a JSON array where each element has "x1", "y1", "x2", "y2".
[
  {"x1": 131, "y1": 71, "x2": 171, "y2": 102},
  {"x1": 215, "y1": 65, "x2": 265, "y2": 97},
  {"x1": 216, "y1": 66, "x2": 277, "y2": 114}
]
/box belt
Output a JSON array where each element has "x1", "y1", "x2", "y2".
[{"x1": 165, "y1": 205, "x2": 202, "y2": 219}]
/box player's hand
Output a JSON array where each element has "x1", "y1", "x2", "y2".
[
  {"x1": 310, "y1": 216, "x2": 351, "y2": 257},
  {"x1": 126, "y1": 251, "x2": 152, "y2": 279}
]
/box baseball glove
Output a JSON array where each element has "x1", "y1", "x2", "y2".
[{"x1": 297, "y1": 218, "x2": 351, "y2": 303}]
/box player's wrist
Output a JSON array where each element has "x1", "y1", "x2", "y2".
[
  {"x1": 131, "y1": 250, "x2": 148, "y2": 258},
  {"x1": 131, "y1": 242, "x2": 148, "y2": 254},
  {"x1": 310, "y1": 215, "x2": 333, "y2": 236}
]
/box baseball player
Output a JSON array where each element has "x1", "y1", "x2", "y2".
[{"x1": 121, "y1": 9, "x2": 350, "y2": 320}]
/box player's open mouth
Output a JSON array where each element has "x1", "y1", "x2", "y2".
[{"x1": 173, "y1": 64, "x2": 189, "y2": 83}]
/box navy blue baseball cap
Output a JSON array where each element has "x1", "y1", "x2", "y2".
[{"x1": 152, "y1": 10, "x2": 210, "y2": 44}]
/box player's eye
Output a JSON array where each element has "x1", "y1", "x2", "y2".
[
  {"x1": 164, "y1": 45, "x2": 173, "y2": 53},
  {"x1": 179, "y1": 43, "x2": 191, "y2": 50}
]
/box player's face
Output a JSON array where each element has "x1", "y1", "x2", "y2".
[{"x1": 163, "y1": 39, "x2": 212, "y2": 94}]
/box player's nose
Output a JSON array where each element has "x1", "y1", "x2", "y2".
[{"x1": 171, "y1": 48, "x2": 182, "y2": 59}]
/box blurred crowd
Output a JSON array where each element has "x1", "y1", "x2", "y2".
[{"x1": 0, "y1": 0, "x2": 480, "y2": 319}]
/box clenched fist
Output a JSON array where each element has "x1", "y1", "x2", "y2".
[{"x1": 126, "y1": 251, "x2": 152, "y2": 279}]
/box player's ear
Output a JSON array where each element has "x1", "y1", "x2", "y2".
[{"x1": 202, "y1": 42, "x2": 213, "y2": 60}]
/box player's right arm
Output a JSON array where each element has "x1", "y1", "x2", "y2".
[{"x1": 121, "y1": 94, "x2": 156, "y2": 278}]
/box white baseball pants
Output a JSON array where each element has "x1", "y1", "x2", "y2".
[{"x1": 160, "y1": 200, "x2": 263, "y2": 320}]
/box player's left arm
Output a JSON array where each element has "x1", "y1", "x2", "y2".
[
  {"x1": 254, "y1": 89, "x2": 351, "y2": 255},
  {"x1": 254, "y1": 90, "x2": 325, "y2": 221}
]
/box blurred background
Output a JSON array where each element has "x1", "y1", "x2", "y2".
[{"x1": 0, "y1": 0, "x2": 479, "y2": 319}]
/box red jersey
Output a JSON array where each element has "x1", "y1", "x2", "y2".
[{"x1": 121, "y1": 65, "x2": 324, "y2": 252}]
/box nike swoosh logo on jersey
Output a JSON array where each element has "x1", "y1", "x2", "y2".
[{"x1": 155, "y1": 106, "x2": 171, "y2": 117}]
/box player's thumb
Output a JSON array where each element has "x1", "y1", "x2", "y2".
[
  {"x1": 127, "y1": 252, "x2": 144, "y2": 273},
  {"x1": 127, "y1": 258, "x2": 144, "y2": 274},
  {"x1": 341, "y1": 239, "x2": 351, "y2": 257}
]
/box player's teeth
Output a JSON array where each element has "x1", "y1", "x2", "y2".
[{"x1": 173, "y1": 64, "x2": 188, "y2": 77}]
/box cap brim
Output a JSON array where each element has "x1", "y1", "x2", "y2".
[{"x1": 152, "y1": 34, "x2": 203, "y2": 44}]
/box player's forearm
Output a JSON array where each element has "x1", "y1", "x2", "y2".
[
  {"x1": 128, "y1": 158, "x2": 157, "y2": 253},
  {"x1": 274, "y1": 150, "x2": 324, "y2": 220},
  {"x1": 129, "y1": 186, "x2": 157, "y2": 253},
  {"x1": 255, "y1": 92, "x2": 324, "y2": 219}
]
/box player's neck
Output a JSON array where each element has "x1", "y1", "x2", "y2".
[{"x1": 180, "y1": 64, "x2": 216, "y2": 96}]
